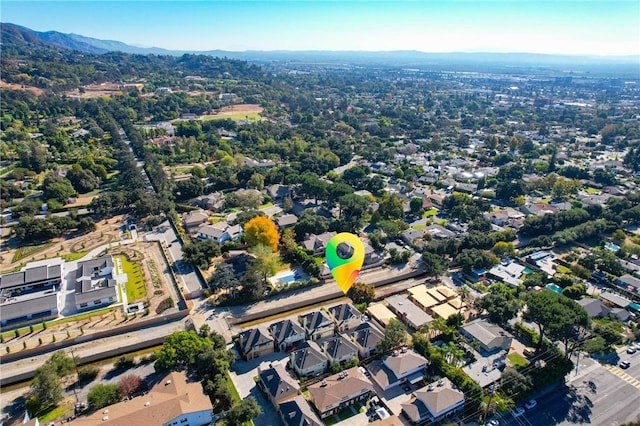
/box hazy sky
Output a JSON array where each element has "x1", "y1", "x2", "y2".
[{"x1": 2, "y1": 1, "x2": 639, "y2": 55}]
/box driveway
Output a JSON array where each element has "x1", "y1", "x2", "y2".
[{"x1": 230, "y1": 352, "x2": 289, "y2": 426}]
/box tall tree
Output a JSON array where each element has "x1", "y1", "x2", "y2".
[
  {"x1": 226, "y1": 397, "x2": 262, "y2": 424},
  {"x1": 244, "y1": 216, "x2": 280, "y2": 252},
  {"x1": 346, "y1": 281, "x2": 375, "y2": 305},
  {"x1": 249, "y1": 244, "x2": 281, "y2": 285},
  {"x1": 377, "y1": 318, "x2": 408, "y2": 352},
  {"x1": 475, "y1": 285, "x2": 521, "y2": 324},
  {"x1": 524, "y1": 291, "x2": 590, "y2": 356}
]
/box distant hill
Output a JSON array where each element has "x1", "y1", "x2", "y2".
[{"x1": 2, "y1": 22, "x2": 639, "y2": 70}]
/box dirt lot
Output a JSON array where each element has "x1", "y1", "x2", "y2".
[
  {"x1": 0, "y1": 215, "x2": 125, "y2": 272},
  {"x1": 216, "y1": 103, "x2": 263, "y2": 115},
  {"x1": 0, "y1": 80, "x2": 45, "y2": 96}
]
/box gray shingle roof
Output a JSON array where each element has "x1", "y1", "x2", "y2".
[
  {"x1": 290, "y1": 341, "x2": 327, "y2": 371},
  {"x1": 238, "y1": 328, "x2": 273, "y2": 355},
  {"x1": 259, "y1": 363, "x2": 299, "y2": 401},
  {"x1": 269, "y1": 319, "x2": 305, "y2": 344},
  {"x1": 319, "y1": 334, "x2": 359, "y2": 360}
]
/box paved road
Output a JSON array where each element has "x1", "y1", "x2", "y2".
[
  {"x1": 0, "y1": 318, "x2": 187, "y2": 388},
  {"x1": 488, "y1": 348, "x2": 640, "y2": 426},
  {"x1": 144, "y1": 221, "x2": 204, "y2": 297},
  {"x1": 224, "y1": 262, "x2": 424, "y2": 322}
]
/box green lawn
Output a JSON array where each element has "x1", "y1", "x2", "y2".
[
  {"x1": 118, "y1": 255, "x2": 147, "y2": 301},
  {"x1": 62, "y1": 251, "x2": 88, "y2": 261},
  {"x1": 49, "y1": 307, "x2": 115, "y2": 325},
  {"x1": 412, "y1": 224, "x2": 426, "y2": 230},
  {"x1": 585, "y1": 187, "x2": 601, "y2": 195},
  {"x1": 37, "y1": 400, "x2": 73, "y2": 423},
  {"x1": 422, "y1": 208, "x2": 438, "y2": 217},
  {"x1": 507, "y1": 352, "x2": 530, "y2": 368},
  {"x1": 201, "y1": 112, "x2": 263, "y2": 122},
  {"x1": 555, "y1": 265, "x2": 571, "y2": 274}
]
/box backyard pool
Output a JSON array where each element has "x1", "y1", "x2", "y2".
[
  {"x1": 270, "y1": 268, "x2": 310, "y2": 288},
  {"x1": 545, "y1": 283, "x2": 563, "y2": 295},
  {"x1": 605, "y1": 242, "x2": 620, "y2": 252}
]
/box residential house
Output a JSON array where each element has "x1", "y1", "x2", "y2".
[
  {"x1": 425, "y1": 224, "x2": 456, "y2": 240},
  {"x1": 577, "y1": 298, "x2": 612, "y2": 318},
  {"x1": 68, "y1": 371, "x2": 212, "y2": 426},
  {"x1": 277, "y1": 214, "x2": 299, "y2": 229},
  {"x1": 366, "y1": 303, "x2": 398, "y2": 328},
  {"x1": 269, "y1": 319, "x2": 306, "y2": 352},
  {"x1": 183, "y1": 210, "x2": 209, "y2": 231},
  {"x1": 461, "y1": 319, "x2": 513, "y2": 353},
  {"x1": 266, "y1": 184, "x2": 291, "y2": 202},
  {"x1": 308, "y1": 367, "x2": 374, "y2": 419},
  {"x1": 74, "y1": 256, "x2": 118, "y2": 311},
  {"x1": 363, "y1": 240, "x2": 385, "y2": 267},
  {"x1": 369, "y1": 348, "x2": 429, "y2": 391},
  {"x1": 300, "y1": 310, "x2": 335, "y2": 340},
  {"x1": 302, "y1": 232, "x2": 337, "y2": 254},
  {"x1": 278, "y1": 395, "x2": 323, "y2": 426},
  {"x1": 346, "y1": 322, "x2": 384, "y2": 359},
  {"x1": 408, "y1": 285, "x2": 440, "y2": 312},
  {"x1": 238, "y1": 328, "x2": 274, "y2": 360},
  {"x1": 193, "y1": 192, "x2": 225, "y2": 212},
  {"x1": 197, "y1": 222, "x2": 243, "y2": 243},
  {"x1": 488, "y1": 261, "x2": 526, "y2": 287},
  {"x1": 327, "y1": 303, "x2": 362, "y2": 332},
  {"x1": 319, "y1": 334, "x2": 359, "y2": 365},
  {"x1": 0, "y1": 259, "x2": 63, "y2": 326},
  {"x1": 600, "y1": 291, "x2": 631, "y2": 309},
  {"x1": 617, "y1": 274, "x2": 640, "y2": 292},
  {"x1": 521, "y1": 203, "x2": 557, "y2": 217},
  {"x1": 385, "y1": 295, "x2": 433, "y2": 330},
  {"x1": 401, "y1": 229, "x2": 424, "y2": 246},
  {"x1": 289, "y1": 341, "x2": 328, "y2": 378},
  {"x1": 401, "y1": 378, "x2": 465, "y2": 425},
  {"x1": 258, "y1": 362, "x2": 299, "y2": 404}
]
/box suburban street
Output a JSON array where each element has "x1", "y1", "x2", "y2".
[{"x1": 489, "y1": 348, "x2": 640, "y2": 426}]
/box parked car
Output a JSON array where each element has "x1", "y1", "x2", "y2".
[
  {"x1": 511, "y1": 407, "x2": 525, "y2": 418},
  {"x1": 525, "y1": 399, "x2": 537, "y2": 409},
  {"x1": 627, "y1": 347, "x2": 637, "y2": 354},
  {"x1": 481, "y1": 420, "x2": 499, "y2": 426},
  {"x1": 620, "y1": 360, "x2": 631, "y2": 369}
]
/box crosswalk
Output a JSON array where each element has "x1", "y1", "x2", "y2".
[{"x1": 602, "y1": 364, "x2": 640, "y2": 391}]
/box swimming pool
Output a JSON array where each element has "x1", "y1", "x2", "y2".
[
  {"x1": 279, "y1": 273, "x2": 298, "y2": 284},
  {"x1": 605, "y1": 242, "x2": 620, "y2": 252},
  {"x1": 545, "y1": 283, "x2": 563, "y2": 295}
]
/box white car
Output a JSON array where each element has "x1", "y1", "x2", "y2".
[
  {"x1": 525, "y1": 399, "x2": 537, "y2": 409},
  {"x1": 511, "y1": 407, "x2": 525, "y2": 417}
]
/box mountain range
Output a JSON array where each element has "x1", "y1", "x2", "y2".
[{"x1": 2, "y1": 22, "x2": 639, "y2": 69}]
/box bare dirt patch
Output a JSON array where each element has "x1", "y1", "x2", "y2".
[
  {"x1": 216, "y1": 103, "x2": 263, "y2": 115},
  {"x1": 0, "y1": 215, "x2": 125, "y2": 273},
  {"x1": 0, "y1": 80, "x2": 45, "y2": 96}
]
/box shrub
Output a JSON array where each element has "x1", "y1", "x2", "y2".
[
  {"x1": 114, "y1": 356, "x2": 134, "y2": 370},
  {"x1": 88, "y1": 384, "x2": 121, "y2": 409},
  {"x1": 156, "y1": 297, "x2": 175, "y2": 314},
  {"x1": 78, "y1": 367, "x2": 100, "y2": 383}
]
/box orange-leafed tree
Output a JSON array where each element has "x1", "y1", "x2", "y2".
[{"x1": 243, "y1": 216, "x2": 280, "y2": 252}]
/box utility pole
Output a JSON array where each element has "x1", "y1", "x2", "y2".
[
  {"x1": 70, "y1": 348, "x2": 80, "y2": 411},
  {"x1": 482, "y1": 384, "x2": 498, "y2": 423}
]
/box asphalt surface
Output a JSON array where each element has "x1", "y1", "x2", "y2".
[{"x1": 488, "y1": 348, "x2": 640, "y2": 426}]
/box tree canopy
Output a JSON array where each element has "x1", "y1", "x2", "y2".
[{"x1": 243, "y1": 216, "x2": 280, "y2": 252}]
